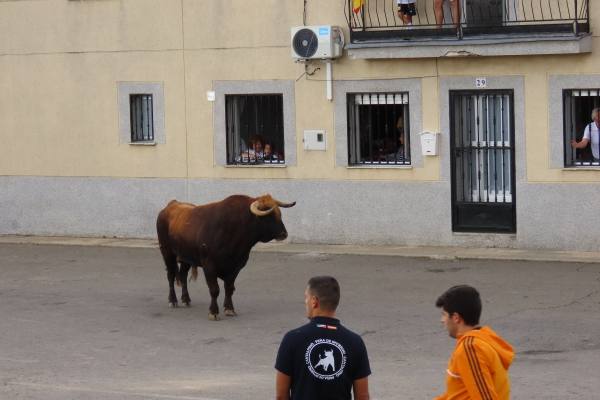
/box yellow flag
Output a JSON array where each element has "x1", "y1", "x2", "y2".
[{"x1": 352, "y1": 0, "x2": 365, "y2": 14}]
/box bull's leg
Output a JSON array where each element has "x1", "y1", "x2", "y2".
[
  {"x1": 179, "y1": 262, "x2": 192, "y2": 307},
  {"x1": 223, "y1": 273, "x2": 239, "y2": 317},
  {"x1": 203, "y1": 269, "x2": 220, "y2": 321},
  {"x1": 159, "y1": 246, "x2": 179, "y2": 308}
]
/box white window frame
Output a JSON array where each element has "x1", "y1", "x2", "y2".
[{"x1": 213, "y1": 80, "x2": 296, "y2": 167}]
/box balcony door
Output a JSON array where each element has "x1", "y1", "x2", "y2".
[
  {"x1": 450, "y1": 90, "x2": 516, "y2": 233},
  {"x1": 464, "y1": 0, "x2": 504, "y2": 26}
]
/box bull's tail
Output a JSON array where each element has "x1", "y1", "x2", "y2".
[{"x1": 190, "y1": 266, "x2": 198, "y2": 282}]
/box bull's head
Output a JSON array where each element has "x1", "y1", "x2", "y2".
[{"x1": 250, "y1": 194, "x2": 296, "y2": 241}]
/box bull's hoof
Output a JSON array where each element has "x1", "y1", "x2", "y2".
[
  {"x1": 224, "y1": 309, "x2": 237, "y2": 317},
  {"x1": 169, "y1": 302, "x2": 178, "y2": 308},
  {"x1": 208, "y1": 313, "x2": 220, "y2": 321},
  {"x1": 183, "y1": 301, "x2": 191, "y2": 307}
]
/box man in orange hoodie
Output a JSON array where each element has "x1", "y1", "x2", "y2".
[{"x1": 434, "y1": 285, "x2": 514, "y2": 400}]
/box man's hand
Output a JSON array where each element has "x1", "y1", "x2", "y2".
[{"x1": 572, "y1": 137, "x2": 590, "y2": 149}]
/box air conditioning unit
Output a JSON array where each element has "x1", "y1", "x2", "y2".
[{"x1": 291, "y1": 25, "x2": 344, "y2": 60}]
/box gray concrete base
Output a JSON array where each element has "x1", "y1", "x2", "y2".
[{"x1": 1, "y1": 176, "x2": 599, "y2": 251}]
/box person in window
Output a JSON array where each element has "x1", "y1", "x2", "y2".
[
  {"x1": 386, "y1": 134, "x2": 406, "y2": 162},
  {"x1": 263, "y1": 143, "x2": 280, "y2": 162},
  {"x1": 571, "y1": 107, "x2": 600, "y2": 162},
  {"x1": 239, "y1": 134, "x2": 265, "y2": 163},
  {"x1": 434, "y1": 0, "x2": 460, "y2": 28},
  {"x1": 386, "y1": 116, "x2": 406, "y2": 162},
  {"x1": 397, "y1": 0, "x2": 416, "y2": 27}
]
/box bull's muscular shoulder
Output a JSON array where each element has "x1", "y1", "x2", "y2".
[
  {"x1": 166, "y1": 199, "x2": 196, "y2": 209},
  {"x1": 163, "y1": 200, "x2": 195, "y2": 215},
  {"x1": 158, "y1": 200, "x2": 197, "y2": 228}
]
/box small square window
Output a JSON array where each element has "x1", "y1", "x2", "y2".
[
  {"x1": 347, "y1": 92, "x2": 411, "y2": 165},
  {"x1": 563, "y1": 89, "x2": 600, "y2": 167},
  {"x1": 129, "y1": 94, "x2": 154, "y2": 143},
  {"x1": 225, "y1": 94, "x2": 285, "y2": 165}
]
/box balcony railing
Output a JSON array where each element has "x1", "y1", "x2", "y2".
[{"x1": 346, "y1": 0, "x2": 589, "y2": 42}]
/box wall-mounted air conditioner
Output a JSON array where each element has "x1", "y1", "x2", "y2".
[{"x1": 291, "y1": 25, "x2": 343, "y2": 60}]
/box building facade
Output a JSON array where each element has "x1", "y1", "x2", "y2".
[{"x1": 1, "y1": 0, "x2": 598, "y2": 251}]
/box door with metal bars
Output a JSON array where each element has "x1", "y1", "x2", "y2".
[{"x1": 450, "y1": 90, "x2": 516, "y2": 233}]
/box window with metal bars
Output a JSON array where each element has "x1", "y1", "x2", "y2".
[
  {"x1": 226, "y1": 94, "x2": 285, "y2": 165},
  {"x1": 563, "y1": 89, "x2": 600, "y2": 167},
  {"x1": 347, "y1": 92, "x2": 410, "y2": 166},
  {"x1": 129, "y1": 94, "x2": 154, "y2": 142}
]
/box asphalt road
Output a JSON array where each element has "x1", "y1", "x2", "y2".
[{"x1": 0, "y1": 243, "x2": 598, "y2": 399}]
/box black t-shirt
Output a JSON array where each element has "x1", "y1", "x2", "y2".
[{"x1": 275, "y1": 316, "x2": 371, "y2": 400}]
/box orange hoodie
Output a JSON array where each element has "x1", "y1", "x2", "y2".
[{"x1": 435, "y1": 326, "x2": 514, "y2": 400}]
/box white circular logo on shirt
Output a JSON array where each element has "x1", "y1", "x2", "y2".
[{"x1": 305, "y1": 339, "x2": 347, "y2": 380}]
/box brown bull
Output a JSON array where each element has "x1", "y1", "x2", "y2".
[{"x1": 156, "y1": 194, "x2": 296, "y2": 320}]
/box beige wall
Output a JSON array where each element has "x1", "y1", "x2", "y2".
[{"x1": 1, "y1": 0, "x2": 599, "y2": 183}]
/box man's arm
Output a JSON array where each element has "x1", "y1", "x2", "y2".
[
  {"x1": 352, "y1": 377, "x2": 370, "y2": 400},
  {"x1": 275, "y1": 371, "x2": 291, "y2": 400},
  {"x1": 571, "y1": 137, "x2": 590, "y2": 149}
]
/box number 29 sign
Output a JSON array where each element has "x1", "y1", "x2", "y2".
[{"x1": 475, "y1": 77, "x2": 487, "y2": 88}]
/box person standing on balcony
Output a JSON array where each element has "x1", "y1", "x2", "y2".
[
  {"x1": 434, "y1": 0, "x2": 460, "y2": 28},
  {"x1": 571, "y1": 107, "x2": 600, "y2": 162},
  {"x1": 397, "y1": 0, "x2": 417, "y2": 27}
]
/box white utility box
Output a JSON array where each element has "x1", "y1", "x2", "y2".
[
  {"x1": 419, "y1": 131, "x2": 439, "y2": 156},
  {"x1": 303, "y1": 130, "x2": 327, "y2": 151}
]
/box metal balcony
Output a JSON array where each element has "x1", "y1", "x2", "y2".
[{"x1": 346, "y1": 0, "x2": 589, "y2": 42}]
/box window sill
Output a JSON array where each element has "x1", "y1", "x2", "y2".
[
  {"x1": 225, "y1": 164, "x2": 287, "y2": 168},
  {"x1": 347, "y1": 164, "x2": 413, "y2": 169},
  {"x1": 452, "y1": 232, "x2": 517, "y2": 238},
  {"x1": 129, "y1": 142, "x2": 157, "y2": 146},
  {"x1": 562, "y1": 167, "x2": 600, "y2": 171}
]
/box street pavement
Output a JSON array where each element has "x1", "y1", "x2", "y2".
[{"x1": 0, "y1": 240, "x2": 598, "y2": 399}]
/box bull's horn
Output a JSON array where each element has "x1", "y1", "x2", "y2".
[
  {"x1": 250, "y1": 200, "x2": 275, "y2": 216},
  {"x1": 275, "y1": 200, "x2": 296, "y2": 208}
]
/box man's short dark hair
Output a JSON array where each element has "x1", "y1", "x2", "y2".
[
  {"x1": 307, "y1": 276, "x2": 340, "y2": 312},
  {"x1": 435, "y1": 285, "x2": 481, "y2": 326}
]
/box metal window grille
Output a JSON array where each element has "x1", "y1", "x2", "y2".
[
  {"x1": 563, "y1": 89, "x2": 600, "y2": 167},
  {"x1": 225, "y1": 94, "x2": 285, "y2": 165},
  {"x1": 129, "y1": 94, "x2": 154, "y2": 142},
  {"x1": 451, "y1": 92, "x2": 514, "y2": 203},
  {"x1": 347, "y1": 92, "x2": 410, "y2": 165}
]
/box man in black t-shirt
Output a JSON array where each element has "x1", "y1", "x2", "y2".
[{"x1": 275, "y1": 276, "x2": 371, "y2": 400}]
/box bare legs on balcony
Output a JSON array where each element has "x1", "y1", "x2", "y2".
[
  {"x1": 397, "y1": 1, "x2": 416, "y2": 27},
  {"x1": 434, "y1": 0, "x2": 460, "y2": 28}
]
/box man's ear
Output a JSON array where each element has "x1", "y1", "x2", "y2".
[
  {"x1": 451, "y1": 312, "x2": 462, "y2": 324},
  {"x1": 311, "y1": 295, "x2": 319, "y2": 309}
]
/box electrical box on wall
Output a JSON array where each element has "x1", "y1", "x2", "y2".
[{"x1": 303, "y1": 130, "x2": 327, "y2": 151}]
